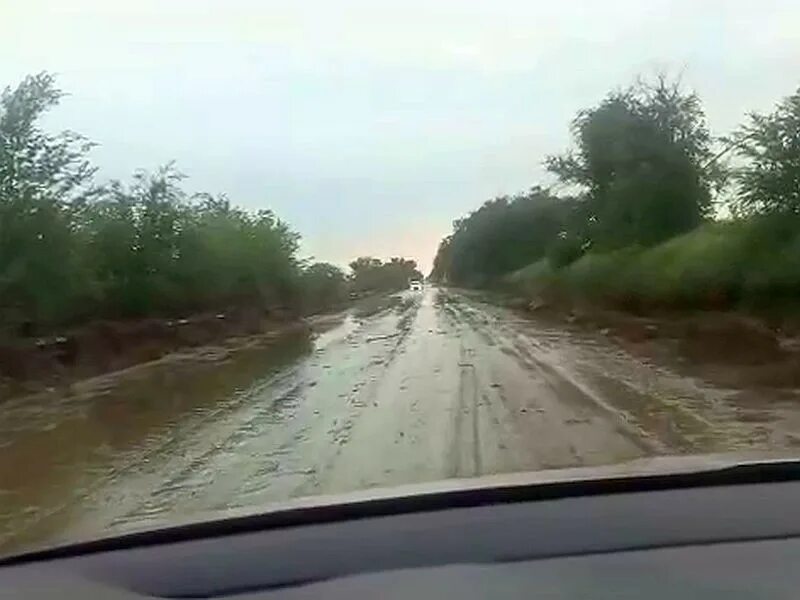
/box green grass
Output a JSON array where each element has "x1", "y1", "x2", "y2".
[
  {"x1": 507, "y1": 216, "x2": 800, "y2": 312},
  {"x1": 501, "y1": 259, "x2": 553, "y2": 295}
]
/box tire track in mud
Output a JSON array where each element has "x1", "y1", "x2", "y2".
[
  {"x1": 452, "y1": 341, "x2": 482, "y2": 478},
  {"x1": 439, "y1": 292, "x2": 649, "y2": 468},
  {"x1": 220, "y1": 296, "x2": 423, "y2": 500},
  {"x1": 451, "y1": 291, "x2": 770, "y2": 456},
  {"x1": 269, "y1": 294, "x2": 424, "y2": 497}
]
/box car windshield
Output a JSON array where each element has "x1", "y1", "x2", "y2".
[{"x1": 2, "y1": 0, "x2": 800, "y2": 557}]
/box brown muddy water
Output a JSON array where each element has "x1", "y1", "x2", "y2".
[{"x1": 1, "y1": 287, "x2": 799, "y2": 554}]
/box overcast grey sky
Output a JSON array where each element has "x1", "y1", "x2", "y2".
[{"x1": 3, "y1": 0, "x2": 799, "y2": 272}]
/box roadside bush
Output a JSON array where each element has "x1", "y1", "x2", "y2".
[
  {"x1": 299, "y1": 262, "x2": 348, "y2": 313},
  {"x1": 430, "y1": 189, "x2": 578, "y2": 286},
  {"x1": 349, "y1": 257, "x2": 422, "y2": 293},
  {"x1": 531, "y1": 216, "x2": 800, "y2": 312},
  {"x1": 555, "y1": 248, "x2": 641, "y2": 306},
  {"x1": 546, "y1": 234, "x2": 585, "y2": 269},
  {"x1": 501, "y1": 259, "x2": 553, "y2": 296},
  {"x1": 0, "y1": 73, "x2": 352, "y2": 337},
  {"x1": 737, "y1": 215, "x2": 800, "y2": 307},
  {"x1": 631, "y1": 224, "x2": 746, "y2": 308},
  {"x1": 432, "y1": 75, "x2": 800, "y2": 316}
]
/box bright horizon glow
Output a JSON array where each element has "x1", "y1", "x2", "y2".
[{"x1": 3, "y1": 0, "x2": 800, "y2": 273}]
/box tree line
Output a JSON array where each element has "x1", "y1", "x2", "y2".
[
  {"x1": 349, "y1": 257, "x2": 423, "y2": 293},
  {"x1": 0, "y1": 73, "x2": 419, "y2": 337},
  {"x1": 431, "y1": 74, "x2": 800, "y2": 308}
]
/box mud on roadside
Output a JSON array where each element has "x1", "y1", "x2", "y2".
[
  {"x1": 0, "y1": 308, "x2": 314, "y2": 402},
  {"x1": 0, "y1": 292, "x2": 407, "y2": 403},
  {"x1": 496, "y1": 291, "x2": 800, "y2": 393}
]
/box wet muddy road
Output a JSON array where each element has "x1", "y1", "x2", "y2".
[{"x1": 2, "y1": 287, "x2": 799, "y2": 552}]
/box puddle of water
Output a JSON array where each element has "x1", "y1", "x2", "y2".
[{"x1": 0, "y1": 329, "x2": 313, "y2": 551}]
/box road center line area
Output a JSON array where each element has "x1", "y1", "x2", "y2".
[{"x1": 1, "y1": 287, "x2": 797, "y2": 552}]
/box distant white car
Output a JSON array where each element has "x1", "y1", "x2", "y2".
[{"x1": 409, "y1": 279, "x2": 423, "y2": 291}]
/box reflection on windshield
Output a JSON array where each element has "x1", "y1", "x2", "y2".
[{"x1": 3, "y1": 0, "x2": 800, "y2": 555}]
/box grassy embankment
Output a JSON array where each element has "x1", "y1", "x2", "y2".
[{"x1": 503, "y1": 215, "x2": 800, "y2": 319}]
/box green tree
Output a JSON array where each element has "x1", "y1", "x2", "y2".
[
  {"x1": 731, "y1": 86, "x2": 800, "y2": 215},
  {"x1": 0, "y1": 72, "x2": 97, "y2": 331},
  {"x1": 84, "y1": 165, "x2": 189, "y2": 316},
  {"x1": 300, "y1": 262, "x2": 348, "y2": 312},
  {"x1": 349, "y1": 256, "x2": 421, "y2": 292},
  {"x1": 429, "y1": 236, "x2": 452, "y2": 282},
  {"x1": 192, "y1": 195, "x2": 300, "y2": 310},
  {"x1": 0, "y1": 71, "x2": 462, "y2": 339},
  {"x1": 546, "y1": 75, "x2": 716, "y2": 249},
  {"x1": 431, "y1": 188, "x2": 578, "y2": 286}
]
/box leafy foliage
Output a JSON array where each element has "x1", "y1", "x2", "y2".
[
  {"x1": 430, "y1": 188, "x2": 579, "y2": 286},
  {"x1": 541, "y1": 215, "x2": 800, "y2": 311},
  {"x1": 299, "y1": 262, "x2": 348, "y2": 313},
  {"x1": 731, "y1": 86, "x2": 800, "y2": 215},
  {"x1": 349, "y1": 257, "x2": 422, "y2": 293},
  {"x1": 433, "y1": 74, "x2": 800, "y2": 315},
  {"x1": 2, "y1": 73, "x2": 412, "y2": 336},
  {"x1": 81, "y1": 167, "x2": 301, "y2": 319},
  {"x1": 433, "y1": 74, "x2": 729, "y2": 292},
  {"x1": 0, "y1": 73, "x2": 98, "y2": 329},
  {"x1": 0, "y1": 72, "x2": 97, "y2": 208},
  {"x1": 546, "y1": 75, "x2": 716, "y2": 250}
]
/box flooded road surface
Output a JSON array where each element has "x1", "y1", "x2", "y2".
[{"x1": 2, "y1": 287, "x2": 799, "y2": 553}]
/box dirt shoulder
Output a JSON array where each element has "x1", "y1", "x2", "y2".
[
  {"x1": 0, "y1": 291, "x2": 405, "y2": 403},
  {"x1": 472, "y1": 288, "x2": 800, "y2": 394},
  {"x1": 0, "y1": 308, "x2": 315, "y2": 402}
]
